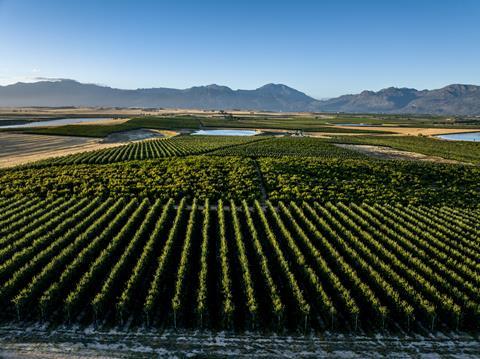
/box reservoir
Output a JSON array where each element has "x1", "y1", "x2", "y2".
[{"x1": 436, "y1": 132, "x2": 480, "y2": 142}]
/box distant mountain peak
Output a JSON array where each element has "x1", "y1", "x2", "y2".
[
  {"x1": 0, "y1": 80, "x2": 479, "y2": 114},
  {"x1": 258, "y1": 83, "x2": 297, "y2": 91},
  {"x1": 259, "y1": 83, "x2": 285, "y2": 88},
  {"x1": 204, "y1": 84, "x2": 232, "y2": 91},
  {"x1": 319, "y1": 84, "x2": 480, "y2": 115},
  {"x1": 0, "y1": 80, "x2": 315, "y2": 111},
  {"x1": 256, "y1": 84, "x2": 311, "y2": 101}
]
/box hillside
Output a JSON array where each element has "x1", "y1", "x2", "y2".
[{"x1": 1, "y1": 80, "x2": 480, "y2": 115}]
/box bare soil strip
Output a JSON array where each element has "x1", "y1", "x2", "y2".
[
  {"x1": 0, "y1": 327, "x2": 478, "y2": 358},
  {"x1": 336, "y1": 144, "x2": 462, "y2": 164}
]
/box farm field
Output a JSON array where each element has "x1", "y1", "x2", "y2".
[
  {"x1": 11, "y1": 112, "x2": 479, "y2": 139},
  {"x1": 0, "y1": 133, "x2": 124, "y2": 168},
  {"x1": 0, "y1": 116, "x2": 480, "y2": 356},
  {"x1": 331, "y1": 135, "x2": 480, "y2": 164},
  {"x1": 36, "y1": 135, "x2": 265, "y2": 166},
  {"x1": 1, "y1": 136, "x2": 479, "y2": 205},
  {"x1": 327, "y1": 125, "x2": 480, "y2": 136},
  {"x1": 0, "y1": 196, "x2": 479, "y2": 334},
  {"x1": 4, "y1": 0, "x2": 480, "y2": 355}
]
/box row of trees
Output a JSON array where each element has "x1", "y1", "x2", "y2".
[{"x1": 0, "y1": 196, "x2": 478, "y2": 330}]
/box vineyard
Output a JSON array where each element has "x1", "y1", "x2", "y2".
[
  {"x1": 329, "y1": 135, "x2": 480, "y2": 164},
  {"x1": 36, "y1": 135, "x2": 264, "y2": 166},
  {"x1": 258, "y1": 156, "x2": 480, "y2": 205},
  {"x1": 34, "y1": 136, "x2": 369, "y2": 165},
  {"x1": 1, "y1": 154, "x2": 479, "y2": 205},
  {"x1": 210, "y1": 137, "x2": 366, "y2": 158},
  {"x1": 0, "y1": 195, "x2": 478, "y2": 333}
]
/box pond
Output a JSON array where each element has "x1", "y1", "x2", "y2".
[
  {"x1": 0, "y1": 117, "x2": 114, "y2": 129},
  {"x1": 191, "y1": 129, "x2": 261, "y2": 136},
  {"x1": 436, "y1": 132, "x2": 480, "y2": 142}
]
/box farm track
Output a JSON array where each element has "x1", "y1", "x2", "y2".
[
  {"x1": 0, "y1": 326, "x2": 479, "y2": 358},
  {"x1": 252, "y1": 158, "x2": 268, "y2": 204}
]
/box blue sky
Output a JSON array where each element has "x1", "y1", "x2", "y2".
[{"x1": 0, "y1": 0, "x2": 479, "y2": 98}]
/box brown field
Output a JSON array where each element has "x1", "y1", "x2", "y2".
[
  {"x1": 0, "y1": 133, "x2": 124, "y2": 168},
  {"x1": 330, "y1": 125, "x2": 480, "y2": 136}
]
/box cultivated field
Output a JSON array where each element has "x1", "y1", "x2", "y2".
[
  {"x1": 1, "y1": 136, "x2": 480, "y2": 205},
  {"x1": 0, "y1": 196, "x2": 478, "y2": 334},
  {"x1": 335, "y1": 144, "x2": 462, "y2": 164},
  {"x1": 0, "y1": 133, "x2": 123, "y2": 168},
  {"x1": 0, "y1": 114, "x2": 479, "y2": 356}
]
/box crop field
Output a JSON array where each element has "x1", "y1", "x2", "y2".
[
  {"x1": 332, "y1": 135, "x2": 480, "y2": 164},
  {"x1": 0, "y1": 196, "x2": 478, "y2": 333},
  {"x1": 18, "y1": 113, "x2": 480, "y2": 139},
  {"x1": 36, "y1": 136, "x2": 365, "y2": 166},
  {"x1": 19, "y1": 115, "x2": 396, "y2": 138},
  {"x1": 0, "y1": 156, "x2": 261, "y2": 199},
  {"x1": 39, "y1": 135, "x2": 264, "y2": 165},
  {"x1": 0, "y1": 132, "x2": 123, "y2": 168},
  {"x1": 258, "y1": 156, "x2": 480, "y2": 205},
  {"x1": 1, "y1": 136, "x2": 480, "y2": 205},
  {"x1": 0, "y1": 128, "x2": 479, "y2": 356},
  {"x1": 210, "y1": 137, "x2": 366, "y2": 158},
  {"x1": 0, "y1": 157, "x2": 479, "y2": 205}
]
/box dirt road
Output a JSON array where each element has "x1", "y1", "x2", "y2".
[{"x1": 0, "y1": 326, "x2": 478, "y2": 358}]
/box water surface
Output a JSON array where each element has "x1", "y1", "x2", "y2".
[{"x1": 436, "y1": 132, "x2": 480, "y2": 142}]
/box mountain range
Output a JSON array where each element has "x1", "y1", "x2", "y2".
[{"x1": 1, "y1": 79, "x2": 479, "y2": 115}]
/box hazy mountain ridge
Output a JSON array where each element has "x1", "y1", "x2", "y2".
[
  {"x1": 1, "y1": 80, "x2": 479, "y2": 115},
  {"x1": 0, "y1": 80, "x2": 315, "y2": 112},
  {"x1": 320, "y1": 84, "x2": 480, "y2": 115}
]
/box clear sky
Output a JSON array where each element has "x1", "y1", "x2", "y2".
[{"x1": 0, "y1": 0, "x2": 479, "y2": 98}]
